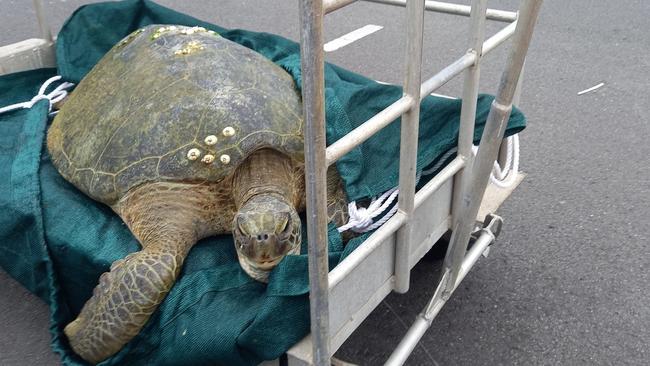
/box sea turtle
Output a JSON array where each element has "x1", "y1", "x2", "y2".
[{"x1": 47, "y1": 25, "x2": 349, "y2": 363}]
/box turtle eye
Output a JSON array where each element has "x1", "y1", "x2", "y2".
[
  {"x1": 235, "y1": 215, "x2": 249, "y2": 236},
  {"x1": 278, "y1": 214, "x2": 293, "y2": 238}
]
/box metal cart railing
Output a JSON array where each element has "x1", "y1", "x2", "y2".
[
  {"x1": 293, "y1": 1, "x2": 542, "y2": 365},
  {"x1": 0, "y1": 1, "x2": 542, "y2": 365}
]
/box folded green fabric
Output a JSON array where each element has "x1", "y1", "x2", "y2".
[{"x1": 0, "y1": 1, "x2": 525, "y2": 365}]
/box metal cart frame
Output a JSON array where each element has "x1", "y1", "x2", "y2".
[
  {"x1": 294, "y1": 1, "x2": 542, "y2": 365},
  {"x1": 0, "y1": 1, "x2": 542, "y2": 365}
]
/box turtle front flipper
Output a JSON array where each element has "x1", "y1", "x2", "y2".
[
  {"x1": 64, "y1": 236, "x2": 193, "y2": 363},
  {"x1": 64, "y1": 182, "x2": 220, "y2": 364}
]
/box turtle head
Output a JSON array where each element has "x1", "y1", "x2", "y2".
[{"x1": 233, "y1": 194, "x2": 301, "y2": 282}]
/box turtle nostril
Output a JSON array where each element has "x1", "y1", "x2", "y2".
[{"x1": 256, "y1": 234, "x2": 269, "y2": 241}]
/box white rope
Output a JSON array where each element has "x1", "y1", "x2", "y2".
[
  {"x1": 363, "y1": 196, "x2": 399, "y2": 231},
  {"x1": 337, "y1": 187, "x2": 399, "y2": 233},
  {"x1": 338, "y1": 134, "x2": 521, "y2": 233},
  {"x1": 337, "y1": 145, "x2": 458, "y2": 233},
  {"x1": 472, "y1": 134, "x2": 520, "y2": 189},
  {"x1": 421, "y1": 146, "x2": 458, "y2": 176},
  {"x1": 0, "y1": 75, "x2": 74, "y2": 116}
]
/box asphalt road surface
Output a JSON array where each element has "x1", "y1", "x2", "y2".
[{"x1": 1, "y1": 1, "x2": 648, "y2": 365}]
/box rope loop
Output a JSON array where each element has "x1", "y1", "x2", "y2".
[
  {"x1": 485, "y1": 134, "x2": 520, "y2": 188},
  {"x1": 337, "y1": 187, "x2": 399, "y2": 233},
  {"x1": 0, "y1": 75, "x2": 75, "y2": 115}
]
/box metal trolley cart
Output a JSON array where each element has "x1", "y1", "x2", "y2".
[
  {"x1": 0, "y1": 1, "x2": 542, "y2": 365},
  {"x1": 292, "y1": 1, "x2": 541, "y2": 365}
]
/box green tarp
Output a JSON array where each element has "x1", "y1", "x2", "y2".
[{"x1": 0, "y1": 1, "x2": 525, "y2": 365}]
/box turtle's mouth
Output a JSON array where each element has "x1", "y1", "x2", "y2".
[
  {"x1": 255, "y1": 256, "x2": 285, "y2": 270},
  {"x1": 236, "y1": 244, "x2": 301, "y2": 283}
]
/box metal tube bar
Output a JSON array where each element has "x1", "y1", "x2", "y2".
[
  {"x1": 384, "y1": 316, "x2": 430, "y2": 366},
  {"x1": 418, "y1": 20, "x2": 515, "y2": 99},
  {"x1": 457, "y1": 0, "x2": 488, "y2": 160},
  {"x1": 498, "y1": 62, "x2": 524, "y2": 170},
  {"x1": 419, "y1": 53, "x2": 476, "y2": 100},
  {"x1": 326, "y1": 96, "x2": 414, "y2": 166},
  {"x1": 394, "y1": 0, "x2": 426, "y2": 294},
  {"x1": 414, "y1": 155, "x2": 465, "y2": 209},
  {"x1": 324, "y1": 0, "x2": 358, "y2": 13},
  {"x1": 493, "y1": 6, "x2": 541, "y2": 105},
  {"x1": 329, "y1": 212, "x2": 406, "y2": 289},
  {"x1": 512, "y1": 62, "x2": 525, "y2": 106},
  {"x1": 325, "y1": 0, "x2": 517, "y2": 22},
  {"x1": 443, "y1": 0, "x2": 543, "y2": 296},
  {"x1": 452, "y1": 0, "x2": 488, "y2": 233},
  {"x1": 366, "y1": 0, "x2": 517, "y2": 22},
  {"x1": 298, "y1": 1, "x2": 330, "y2": 364},
  {"x1": 385, "y1": 230, "x2": 494, "y2": 366},
  {"x1": 474, "y1": 19, "x2": 517, "y2": 179},
  {"x1": 482, "y1": 20, "x2": 517, "y2": 54},
  {"x1": 457, "y1": 230, "x2": 494, "y2": 282},
  {"x1": 33, "y1": 0, "x2": 52, "y2": 41}
]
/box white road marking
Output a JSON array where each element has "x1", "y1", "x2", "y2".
[
  {"x1": 324, "y1": 24, "x2": 384, "y2": 52},
  {"x1": 577, "y1": 82, "x2": 605, "y2": 95}
]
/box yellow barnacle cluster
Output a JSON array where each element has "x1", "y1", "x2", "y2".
[
  {"x1": 117, "y1": 28, "x2": 145, "y2": 47},
  {"x1": 174, "y1": 40, "x2": 205, "y2": 56},
  {"x1": 151, "y1": 25, "x2": 219, "y2": 41},
  {"x1": 187, "y1": 129, "x2": 237, "y2": 165},
  {"x1": 180, "y1": 26, "x2": 207, "y2": 35},
  {"x1": 151, "y1": 25, "x2": 178, "y2": 40}
]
